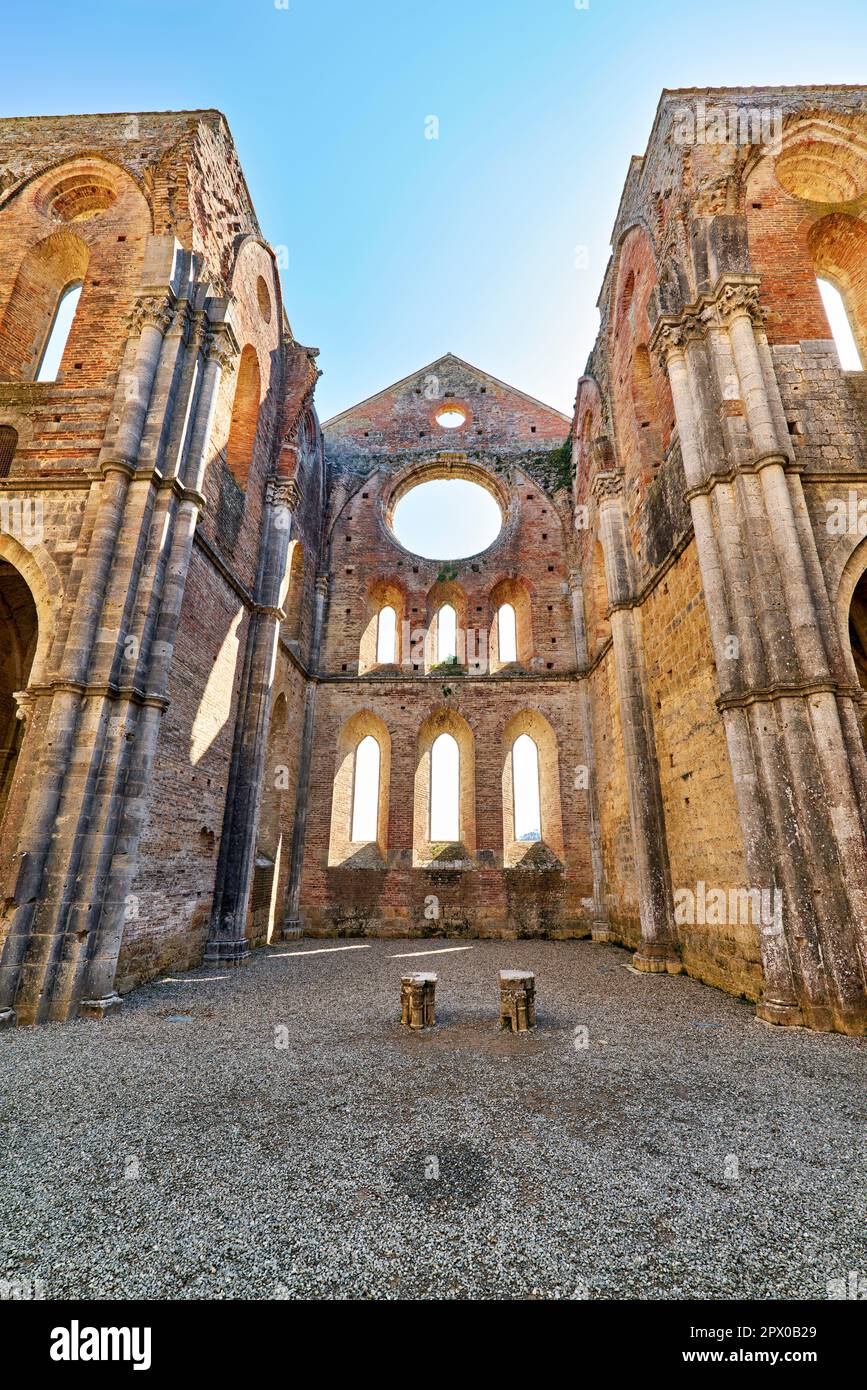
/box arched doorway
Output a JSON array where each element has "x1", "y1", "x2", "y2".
[{"x1": 0, "y1": 560, "x2": 38, "y2": 830}]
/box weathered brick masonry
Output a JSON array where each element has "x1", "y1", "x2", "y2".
[{"x1": 0, "y1": 88, "x2": 865, "y2": 1034}]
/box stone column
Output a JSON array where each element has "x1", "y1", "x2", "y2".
[
  {"x1": 205, "y1": 477, "x2": 301, "y2": 965},
  {"x1": 568, "y1": 568, "x2": 608, "y2": 937},
  {"x1": 282, "y1": 574, "x2": 329, "y2": 936},
  {"x1": 592, "y1": 469, "x2": 681, "y2": 973},
  {"x1": 70, "y1": 320, "x2": 234, "y2": 1016}
]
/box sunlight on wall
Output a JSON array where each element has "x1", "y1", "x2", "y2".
[{"x1": 190, "y1": 608, "x2": 244, "y2": 765}]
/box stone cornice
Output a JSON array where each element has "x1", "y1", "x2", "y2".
[
  {"x1": 22, "y1": 679, "x2": 170, "y2": 712},
  {"x1": 717, "y1": 678, "x2": 863, "y2": 712},
  {"x1": 683, "y1": 452, "x2": 802, "y2": 501}
]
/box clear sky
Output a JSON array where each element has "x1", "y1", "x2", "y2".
[{"x1": 2, "y1": 0, "x2": 866, "y2": 422}]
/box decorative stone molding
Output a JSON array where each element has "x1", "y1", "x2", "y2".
[{"x1": 12, "y1": 690, "x2": 34, "y2": 726}]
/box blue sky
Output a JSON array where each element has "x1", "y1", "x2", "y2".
[{"x1": 2, "y1": 0, "x2": 866, "y2": 422}]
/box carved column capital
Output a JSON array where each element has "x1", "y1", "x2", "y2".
[
  {"x1": 266, "y1": 476, "x2": 301, "y2": 511},
  {"x1": 713, "y1": 278, "x2": 765, "y2": 327},
  {"x1": 591, "y1": 468, "x2": 624, "y2": 505},
  {"x1": 128, "y1": 294, "x2": 173, "y2": 337},
  {"x1": 203, "y1": 323, "x2": 240, "y2": 372}
]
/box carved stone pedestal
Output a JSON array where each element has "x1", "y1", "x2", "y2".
[
  {"x1": 400, "y1": 972, "x2": 437, "y2": 1029},
  {"x1": 499, "y1": 970, "x2": 536, "y2": 1032}
]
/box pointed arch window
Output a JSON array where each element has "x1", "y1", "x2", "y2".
[
  {"x1": 512, "y1": 733, "x2": 542, "y2": 842},
  {"x1": 498, "y1": 603, "x2": 517, "y2": 664},
  {"x1": 351, "y1": 734, "x2": 381, "y2": 842},
  {"x1": 437, "y1": 603, "x2": 457, "y2": 663},
  {"x1": 376, "y1": 604, "x2": 397, "y2": 664},
  {"x1": 36, "y1": 281, "x2": 83, "y2": 382},
  {"x1": 817, "y1": 277, "x2": 863, "y2": 370},
  {"x1": 430, "y1": 732, "x2": 460, "y2": 841}
]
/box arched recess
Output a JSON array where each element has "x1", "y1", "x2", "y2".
[
  {"x1": 631, "y1": 344, "x2": 664, "y2": 470},
  {"x1": 328, "y1": 710, "x2": 391, "y2": 867},
  {"x1": 424, "y1": 579, "x2": 469, "y2": 671},
  {"x1": 501, "y1": 710, "x2": 565, "y2": 868},
  {"x1": 606, "y1": 225, "x2": 674, "y2": 497},
  {"x1": 225, "y1": 345, "x2": 262, "y2": 490},
  {"x1": 251, "y1": 692, "x2": 289, "y2": 945},
  {"x1": 489, "y1": 577, "x2": 534, "y2": 670},
  {"x1": 0, "y1": 529, "x2": 61, "y2": 687},
  {"x1": 0, "y1": 559, "x2": 38, "y2": 831},
  {"x1": 586, "y1": 540, "x2": 611, "y2": 655},
  {"x1": 359, "y1": 579, "x2": 406, "y2": 673},
  {"x1": 413, "y1": 707, "x2": 476, "y2": 865},
  {"x1": 837, "y1": 534, "x2": 867, "y2": 740},
  {"x1": 0, "y1": 229, "x2": 89, "y2": 381},
  {"x1": 0, "y1": 156, "x2": 151, "y2": 384},
  {"x1": 282, "y1": 540, "x2": 305, "y2": 647},
  {"x1": 807, "y1": 214, "x2": 867, "y2": 369}
]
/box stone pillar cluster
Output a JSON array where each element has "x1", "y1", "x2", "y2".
[
  {"x1": 651, "y1": 274, "x2": 867, "y2": 1034},
  {"x1": 0, "y1": 247, "x2": 241, "y2": 1025}
]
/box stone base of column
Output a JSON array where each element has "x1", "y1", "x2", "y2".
[
  {"x1": 203, "y1": 938, "x2": 250, "y2": 966},
  {"x1": 280, "y1": 919, "x2": 303, "y2": 941},
  {"x1": 0, "y1": 1006, "x2": 16, "y2": 1030},
  {"x1": 77, "y1": 994, "x2": 123, "y2": 1021},
  {"x1": 755, "y1": 997, "x2": 806, "y2": 1029},
  {"x1": 632, "y1": 946, "x2": 683, "y2": 975}
]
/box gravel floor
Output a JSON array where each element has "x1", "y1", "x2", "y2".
[{"x1": 1, "y1": 937, "x2": 864, "y2": 1301}]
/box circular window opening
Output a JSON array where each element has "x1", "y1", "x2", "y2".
[
  {"x1": 435, "y1": 405, "x2": 467, "y2": 429},
  {"x1": 256, "y1": 276, "x2": 272, "y2": 323},
  {"x1": 391, "y1": 478, "x2": 502, "y2": 560}
]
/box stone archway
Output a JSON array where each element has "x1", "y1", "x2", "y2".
[{"x1": 0, "y1": 559, "x2": 38, "y2": 832}]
